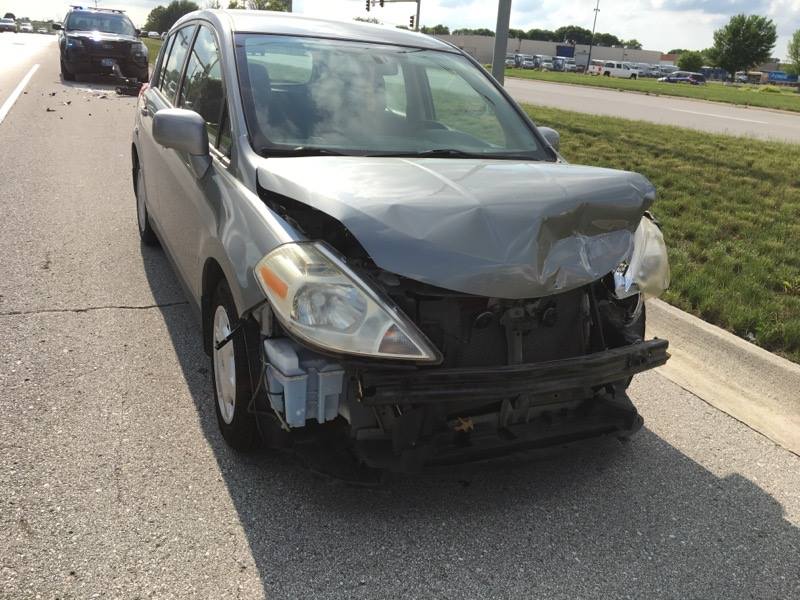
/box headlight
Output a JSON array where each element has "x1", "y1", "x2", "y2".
[
  {"x1": 254, "y1": 243, "x2": 441, "y2": 363},
  {"x1": 66, "y1": 37, "x2": 83, "y2": 49},
  {"x1": 613, "y1": 215, "x2": 670, "y2": 299},
  {"x1": 131, "y1": 42, "x2": 147, "y2": 58}
]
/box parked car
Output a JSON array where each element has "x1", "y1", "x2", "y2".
[
  {"x1": 53, "y1": 6, "x2": 149, "y2": 82},
  {"x1": 504, "y1": 55, "x2": 515, "y2": 68},
  {"x1": 19, "y1": 21, "x2": 32, "y2": 32},
  {"x1": 644, "y1": 65, "x2": 663, "y2": 78},
  {"x1": 658, "y1": 71, "x2": 706, "y2": 85},
  {"x1": 37, "y1": 28, "x2": 48, "y2": 34},
  {"x1": 148, "y1": 30, "x2": 160, "y2": 38},
  {"x1": 133, "y1": 9, "x2": 671, "y2": 472},
  {"x1": 586, "y1": 59, "x2": 606, "y2": 75},
  {"x1": 539, "y1": 60, "x2": 554, "y2": 70},
  {"x1": 563, "y1": 58, "x2": 577, "y2": 72},
  {"x1": 521, "y1": 58, "x2": 535, "y2": 69},
  {"x1": 597, "y1": 61, "x2": 640, "y2": 79},
  {"x1": 0, "y1": 17, "x2": 16, "y2": 32}
]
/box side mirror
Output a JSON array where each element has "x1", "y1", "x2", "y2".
[
  {"x1": 538, "y1": 126, "x2": 560, "y2": 151},
  {"x1": 52, "y1": 23, "x2": 62, "y2": 30},
  {"x1": 153, "y1": 108, "x2": 211, "y2": 178},
  {"x1": 135, "y1": 28, "x2": 141, "y2": 36}
]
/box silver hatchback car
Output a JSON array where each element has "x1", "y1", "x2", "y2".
[{"x1": 132, "y1": 10, "x2": 670, "y2": 472}]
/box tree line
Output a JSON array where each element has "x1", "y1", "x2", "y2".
[
  {"x1": 144, "y1": 0, "x2": 290, "y2": 32},
  {"x1": 447, "y1": 25, "x2": 641, "y2": 49}
]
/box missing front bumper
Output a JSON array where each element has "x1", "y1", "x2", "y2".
[
  {"x1": 359, "y1": 338, "x2": 669, "y2": 406},
  {"x1": 352, "y1": 339, "x2": 669, "y2": 470}
]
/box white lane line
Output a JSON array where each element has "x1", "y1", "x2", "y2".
[
  {"x1": 0, "y1": 63, "x2": 39, "y2": 126},
  {"x1": 668, "y1": 107, "x2": 768, "y2": 124}
]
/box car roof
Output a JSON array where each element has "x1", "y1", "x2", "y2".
[{"x1": 176, "y1": 9, "x2": 454, "y2": 51}]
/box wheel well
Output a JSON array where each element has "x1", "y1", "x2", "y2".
[{"x1": 201, "y1": 258, "x2": 226, "y2": 356}]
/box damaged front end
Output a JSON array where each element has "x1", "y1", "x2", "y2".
[{"x1": 246, "y1": 176, "x2": 671, "y2": 471}]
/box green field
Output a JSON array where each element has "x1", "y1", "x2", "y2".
[
  {"x1": 142, "y1": 38, "x2": 163, "y2": 65},
  {"x1": 509, "y1": 69, "x2": 800, "y2": 113},
  {"x1": 522, "y1": 104, "x2": 800, "y2": 363}
]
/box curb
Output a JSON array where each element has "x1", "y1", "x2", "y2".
[{"x1": 647, "y1": 299, "x2": 800, "y2": 456}]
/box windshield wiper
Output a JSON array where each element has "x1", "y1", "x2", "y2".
[
  {"x1": 260, "y1": 146, "x2": 346, "y2": 157},
  {"x1": 394, "y1": 149, "x2": 540, "y2": 160},
  {"x1": 415, "y1": 148, "x2": 482, "y2": 158}
]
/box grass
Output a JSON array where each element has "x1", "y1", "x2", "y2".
[
  {"x1": 521, "y1": 104, "x2": 800, "y2": 363},
  {"x1": 509, "y1": 69, "x2": 800, "y2": 113},
  {"x1": 142, "y1": 38, "x2": 163, "y2": 65}
]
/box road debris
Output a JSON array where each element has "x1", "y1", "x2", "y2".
[{"x1": 45, "y1": 108, "x2": 55, "y2": 112}]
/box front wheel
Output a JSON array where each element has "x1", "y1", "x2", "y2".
[
  {"x1": 211, "y1": 280, "x2": 258, "y2": 452},
  {"x1": 60, "y1": 60, "x2": 75, "y2": 81},
  {"x1": 134, "y1": 165, "x2": 158, "y2": 246},
  {"x1": 631, "y1": 74, "x2": 637, "y2": 80}
]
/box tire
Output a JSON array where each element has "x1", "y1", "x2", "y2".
[
  {"x1": 604, "y1": 72, "x2": 610, "y2": 77},
  {"x1": 134, "y1": 164, "x2": 158, "y2": 246},
  {"x1": 60, "y1": 60, "x2": 75, "y2": 81},
  {"x1": 210, "y1": 280, "x2": 258, "y2": 452},
  {"x1": 631, "y1": 74, "x2": 637, "y2": 80}
]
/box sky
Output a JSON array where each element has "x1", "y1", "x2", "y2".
[{"x1": 8, "y1": 0, "x2": 800, "y2": 60}]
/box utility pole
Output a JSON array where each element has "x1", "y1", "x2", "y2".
[
  {"x1": 491, "y1": 0, "x2": 512, "y2": 84},
  {"x1": 286, "y1": 0, "x2": 292, "y2": 11},
  {"x1": 586, "y1": 0, "x2": 599, "y2": 73}
]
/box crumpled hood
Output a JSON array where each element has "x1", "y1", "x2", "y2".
[{"x1": 257, "y1": 157, "x2": 656, "y2": 299}]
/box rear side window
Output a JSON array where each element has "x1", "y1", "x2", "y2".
[
  {"x1": 160, "y1": 25, "x2": 196, "y2": 103},
  {"x1": 179, "y1": 25, "x2": 227, "y2": 151}
]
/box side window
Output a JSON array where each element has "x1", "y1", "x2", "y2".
[
  {"x1": 425, "y1": 67, "x2": 505, "y2": 146},
  {"x1": 161, "y1": 25, "x2": 196, "y2": 103},
  {"x1": 217, "y1": 109, "x2": 232, "y2": 157},
  {"x1": 179, "y1": 25, "x2": 226, "y2": 148},
  {"x1": 155, "y1": 33, "x2": 176, "y2": 89}
]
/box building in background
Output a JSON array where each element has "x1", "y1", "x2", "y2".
[{"x1": 435, "y1": 35, "x2": 662, "y2": 67}]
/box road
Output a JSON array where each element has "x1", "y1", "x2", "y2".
[
  {"x1": 1, "y1": 36, "x2": 799, "y2": 600},
  {"x1": 0, "y1": 33, "x2": 54, "y2": 121},
  {"x1": 506, "y1": 77, "x2": 800, "y2": 144}
]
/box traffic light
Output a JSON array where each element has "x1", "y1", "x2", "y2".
[
  {"x1": 366, "y1": 0, "x2": 370, "y2": 11},
  {"x1": 409, "y1": 15, "x2": 415, "y2": 29}
]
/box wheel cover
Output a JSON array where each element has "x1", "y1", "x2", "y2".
[
  {"x1": 213, "y1": 305, "x2": 237, "y2": 425},
  {"x1": 136, "y1": 167, "x2": 148, "y2": 234}
]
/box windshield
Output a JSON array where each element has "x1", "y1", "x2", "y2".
[
  {"x1": 65, "y1": 11, "x2": 135, "y2": 36},
  {"x1": 235, "y1": 34, "x2": 550, "y2": 160}
]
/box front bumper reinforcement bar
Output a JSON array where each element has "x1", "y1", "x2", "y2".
[{"x1": 359, "y1": 338, "x2": 669, "y2": 406}]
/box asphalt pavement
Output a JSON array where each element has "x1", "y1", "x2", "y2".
[
  {"x1": 1, "y1": 36, "x2": 799, "y2": 600},
  {"x1": 506, "y1": 77, "x2": 800, "y2": 144}
]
